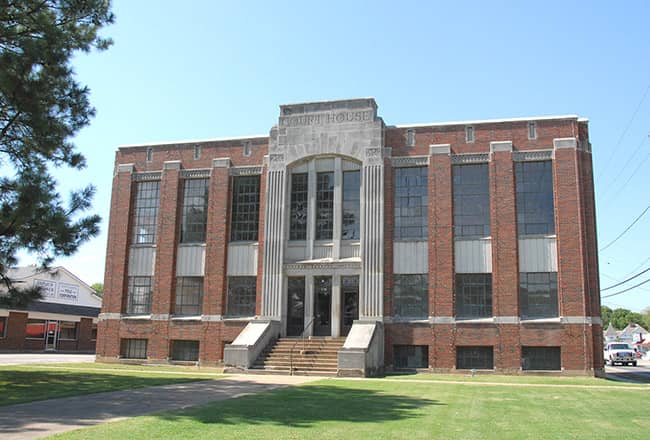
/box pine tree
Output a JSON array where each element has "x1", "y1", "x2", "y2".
[{"x1": 0, "y1": 1, "x2": 114, "y2": 305}]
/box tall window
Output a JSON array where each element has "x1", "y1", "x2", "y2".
[
  {"x1": 394, "y1": 167, "x2": 428, "y2": 240},
  {"x1": 455, "y1": 274, "x2": 492, "y2": 319},
  {"x1": 132, "y1": 181, "x2": 160, "y2": 244},
  {"x1": 453, "y1": 164, "x2": 490, "y2": 237},
  {"x1": 465, "y1": 126, "x2": 475, "y2": 143},
  {"x1": 519, "y1": 272, "x2": 558, "y2": 319},
  {"x1": 230, "y1": 175, "x2": 260, "y2": 241},
  {"x1": 126, "y1": 276, "x2": 152, "y2": 314},
  {"x1": 456, "y1": 346, "x2": 493, "y2": 369},
  {"x1": 180, "y1": 178, "x2": 209, "y2": 243},
  {"x1": 316, "y1": 172, "x2": 334, "y2": 240},
  {"x1": 515, "y1": 161, "x2": 555, "y2": 235},
  {"x1": 121, "y1": 339, "x2": 147, "y2": 359},
  {"x1": 226, "y1": 276, "x2": 256, "y2": 316},
  {"x1": 342, "y1": 170, "x2": 360, "y2": 240},
  {"x1": 174, "y1": 277, "x2": 203, "y2": 315},
  {"x1": 393, "y1": 274, "x2": 428, "y2": 318},
  {"x1": 289, "y1": 173, "x2": 308, "y2": 240},
  {"x1": 528, "y1": 122, "x2": 537, "y2": 140}
]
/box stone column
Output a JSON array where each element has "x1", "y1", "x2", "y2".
[
  {"x1": 305, "y1": 275, "x2": 314, "y2": 336},
  {"x1": 331, "y1": 275, "x2": 341, "y2": 337},
  {"x1": 204, "y1": 158, "x2": 231, "y2": 317},
  {"x1": 261, "y1": 154, "x2": 287, "y2": 319},
  {"x1": 360, "y1": 147, "x2": 384, "y2": 319}
]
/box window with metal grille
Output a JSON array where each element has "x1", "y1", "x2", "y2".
[
  {"x1": 316, "y1": 172, "x2": 334, "y2": 240},
  {"x1": 230, "y1": 175, "x2": 260, "y2": 241},
  {"x1": 121, "y1": 339, "x2": 147, "y2": 359},
  {"x1": 174, "y1": 277, "x2": 203, "y2": 315},
  {"x1": 58, "y1": 321, "x2": 78, "y2": 340},
  {"x1": 455, "y1": 274, "x2": 492, "y2": 319},
  {"x1": 394, "y1": 345, "x2": 428, "y2": 369},
  {"x1": 289, "y1": 173, "x2": 308, "y2": 240},
  {"x1": 519, "y1": 272, "x2": 558, "y2": 319},
  {"x1": 226, "y1": 276, "x2": 256, "y2": 316},
  {"x1": 393, "y1": 274, "x2": 429, "y2": 318},
  {"x1": 456, "y1": 346, "x2": 493, "y2": 369},
  {"x1": 180, "y1": 178, "x2": 209, "y2": 243},
  {"x1": 170, "y1": 340, "x2": 199, "y2": 361},
  {"x1": 394, "y1": 167, "x2": 428, "y2": 240},
  {"x1": 126, "y1": 276, "x2": 152, "y2": 314},
  {"x1": 515, "y1": 161, "x2": 555, "y2": 235},
  {"x1": 342, "y1": 170, "x2": 360, "y2": 240},
  {"x1": 453, "y1": 164, "x2": 490, "y2": 237},
  {"x1": 522, "y1": 346, "x2": 561, "y2": 370},
  {"x1": 132, "y1": 180, "x2": 160, "y2": 244}
]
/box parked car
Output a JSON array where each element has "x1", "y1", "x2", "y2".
[{"x1": 604, "y1": 342, "x2": 637, "y2": 366}]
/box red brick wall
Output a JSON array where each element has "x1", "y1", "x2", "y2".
[{"x1": 0, "y1": 312, "x2": 27, "y2": 350}]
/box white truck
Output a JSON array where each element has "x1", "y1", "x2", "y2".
[{"x1": 604, "y1": 342, "x2": 637, "y2": 366}]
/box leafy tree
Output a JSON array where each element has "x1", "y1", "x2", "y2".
[
  {"x1": 91, "y1": 282, "x2": 103, "y2": 296},
  {"x1": 601, "y1": 305, "x2": 613, "y2": 328},
  {"x1": 0, "y1": 1, "x2": 114, "y2": 305}
]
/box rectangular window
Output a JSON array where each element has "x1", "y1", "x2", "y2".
[
  {"x1": 393, "y1": 274, "x2": 429, "y2": 318},
  {"x1": 132, "y1": 180, "x2": 160, "y2": 244},
  {"x1": 455, "y1": 274, "x2": 492, "y2": 319},
  {"x1": 342, "y1": 170, "x2": 360, "y2": 240},
  {"x1": 456, "y1": 346, "x2": 494, "y2": 369},
  {"x1": 243, "y1": 141, "x2": 252, "y2": 157},
  {"x1": 528, "y1": 122, "x2": 537, "y2": 140},
  {"x1": 289, "y1": 173, "x2": 308, "y2": 240},
  {"x1": 394, "y1": 167, "x2": 428, "y2": 240},
  {"x1": 126, "y1": 276, "x2": 152, "y2": 315},
  {"x1": 121, "y1": 339, "x2": 148, "y2": 359},
  {"x1": 406, "y1": 129, "x2": 416, "y2": 147},
  {"x1": 0, "y1": 317, "x2": 6, "y2": 338},
  {"x1": 519, "y1": 272, "x2": 558, "y2": 319},
  {"x1": 465, "y1": 126, "x2": 475, "y2": 143},
  {"x1": 316, "y1": 172, "x2": 334, "y2": 240},
  {"x1": 174, "y1": 277, "x2": 203, "y2": 315},
  {"x1": 226, "y1": 276, "x2": 256, "y2": 316},
  {"x1": 180, "y1": 178, "x2": 209, "y2": 243},
  {"x1": 394, "y1": 345, "x2": 428, "y2": 369},
  {"x1": 170, "y1": 340, "x2": 199, "y2": 361},
  {"x1": 91, "y1": 324, "x2": 98, "y2": 340},
  {"x1": 522, "y1": 346, "x2": 561, "y2": 371},
  {"x1": 515, "y1": 161, "x2": 555, "y2": 235},
  {"x1": 193, "y1": 145, "x2": 201, "y2": 160},
  {"x1": 26, "y1": 319, "x2": 46, "y2": 339},
  {"x1": 453, "y1": 164, "x2": 490, "y2": 237},
  {"x1": 146, "y1": 147, "x2": 153, "y2": 162},
  {"x1": 58, "y1": 321, "x2": 78, "y2": 340},
  {"x1": 230, "y1": 175, "x2": 260, "y2": 241}
]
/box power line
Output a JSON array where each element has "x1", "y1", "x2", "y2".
[
  {"x1": 598, "y1": 135, "x2": 648, "y2": 201},
  {"x1": 600, "y1": 141, "x2": 650, "y2": 206},
  {"x1": 601, "y1": 277, "x2": 650, "y2": 298},
  {"x1": 599, "y1": 203, "x2": 650, "y2": 252},
  {"x1": 601, "y1": 266, "x2": 650, "y2": 291},
  {"x1": 596, "y1": 83, "x2": 650, "y2": 183}
]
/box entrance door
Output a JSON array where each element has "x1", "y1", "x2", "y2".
[
  {"x1": 341, "y1": 276, "x2": 359, "y2": 336},
  {"x1": 314, "y1": 276, "x2": 332, "y2": 336},
  {"x1": 45, "y1": 320, "x2": 58, "y2": 351},
  {"x1": 286, "y1": 277, "x2": 305, "y2": 337}
]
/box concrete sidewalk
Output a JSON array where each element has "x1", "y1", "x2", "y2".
[
  {"x1": 0, "y1": 374, "x2": 321, "y2": 439},
  {"x1": 0, "y1": 353, "x2": 95, "y2": 365}
]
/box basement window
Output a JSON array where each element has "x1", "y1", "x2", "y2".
[
  {"x1": 394, "y1": 345, "x2": 428, "y2": 369},
  {"x1": 522, "y1": 346, "x2": 561, "y2": 371},
  {"x1": 121, "y1": 339, "x2": 148, "y2": 359},
  {"x1": 456, "y1": 346, "x2": 494, "y2": 370},
  {"x1": 170, "y1": 340, "x2": 199, "y2": 362}
]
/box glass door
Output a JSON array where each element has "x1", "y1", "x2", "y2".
[
  {"x1": 341, "y1": 276, "x2": 359, "y2": 336},
  {"x1": 314, "y1": 276, "x2": 332, "y2": 336},
  {"x1": 286, "y1": 277, "x2": 305, "y2": 337},
  {"x1": 45, "y1": 320, "x2": 58, "y2": 351}
]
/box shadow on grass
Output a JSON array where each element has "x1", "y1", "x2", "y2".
[
  {"x1": 0, "y1": 369, "x2": 206, "y2": 406},
  {"x1": 157, "y1": 383, "x2": 443, "y2": 428}
]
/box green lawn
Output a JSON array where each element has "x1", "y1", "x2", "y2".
[
  {"x1": 0, "y1": 364, "x2": 221, "y2": 406},
  {"x1": 52, "y1": 378, "x2": 648, "y2": 440}
]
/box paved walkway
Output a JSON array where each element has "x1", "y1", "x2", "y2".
[
  {"x1": 0, "y1": 353, "x2": 95, "y2": 365},
  {"x1": 0, "y1": 375, "x2": 321, "y2": 440}
]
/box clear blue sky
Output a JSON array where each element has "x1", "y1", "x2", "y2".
[{"x1": 22, "y1": 0, "x2": 650, "y2": 312}]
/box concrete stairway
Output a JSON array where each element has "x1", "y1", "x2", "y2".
[{"x1": 250, "y1": 337, "x2": 346, "y2": 376}]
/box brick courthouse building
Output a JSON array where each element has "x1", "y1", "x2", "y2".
[{"x1": 97, "y1": 98, "x2": 603, "y2": 376}]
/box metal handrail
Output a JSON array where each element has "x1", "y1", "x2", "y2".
[{"x1": 289, "y1": 317, "x2": 316, "y2": 376}]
